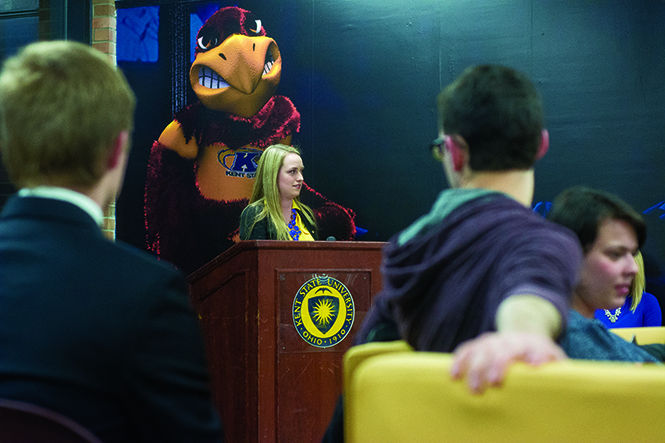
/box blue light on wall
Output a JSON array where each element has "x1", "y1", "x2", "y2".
[
  {"x1": 644, "y1": 200, "x2": 665, "y2": 220},
  {"x1": 532, "y1": 201, "x2": 552, "y2": 218},
  {"x1": 117, "y1": 6, "x2": 159, "y2": 63}
]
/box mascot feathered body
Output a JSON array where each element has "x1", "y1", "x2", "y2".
[{"x1": 144, "y1": 7, "x2": 355, "y2": 273}]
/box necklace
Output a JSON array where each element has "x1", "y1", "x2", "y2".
[
  {"x1": 287, "y1": 208, "x2": 301, "y2": 241},
  {"x1": 604, "y1": 307, "x2": 622, "y2": 323}
]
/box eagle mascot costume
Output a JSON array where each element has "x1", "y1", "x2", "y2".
[{"x1": 144, "y1": 7, "x2": 356, "y2": 273}]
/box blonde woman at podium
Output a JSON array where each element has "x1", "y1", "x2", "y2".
[{"x1": 239, "y1": 144, "x2": 318, "y2": 241}]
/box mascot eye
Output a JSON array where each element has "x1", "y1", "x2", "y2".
[
  {"x1": 243, "y1": 13, "x2": 263, "y2": 35},
  {"x1": 249, "y1": 19, "x2": 262, "y2": 34},
  {"x1": 197, "y1": 33, "x2": 220, "y2": 51}
]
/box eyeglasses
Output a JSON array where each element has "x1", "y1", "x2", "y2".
[{"x1": 429, "y1": 135, "x2": 446, "y2": 161}]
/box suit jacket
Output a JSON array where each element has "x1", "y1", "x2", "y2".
[{"x1": 0, "y1": 196, "x2": 222, "y2": 442}]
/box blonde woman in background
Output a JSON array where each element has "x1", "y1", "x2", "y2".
[{"x1": 594, "y1": 250, "x2": 662, "y2": 328}]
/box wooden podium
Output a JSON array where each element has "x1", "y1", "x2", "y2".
[{"x1": 187, "y1": 240, "x2": 386, "y2": 442}]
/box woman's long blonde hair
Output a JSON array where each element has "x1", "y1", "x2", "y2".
[
  {"x1": 247, "y1": 144, "x2": 316, "y2": 240},
  {"x1": 629, "y1": 250, "x2": 645, "y2": 312}
]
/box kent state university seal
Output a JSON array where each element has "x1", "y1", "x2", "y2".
[{"x1": 292, "y1": 275, "x2": 355, "y2": 348}]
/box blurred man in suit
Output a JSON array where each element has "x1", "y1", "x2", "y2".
[{"x1": 0, "y1": 40, "x2": 222, "y2": 442}]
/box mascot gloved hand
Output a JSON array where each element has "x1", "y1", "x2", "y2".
[{"x1": 144, "y1": 7, "x2": 356, "y2": 273}]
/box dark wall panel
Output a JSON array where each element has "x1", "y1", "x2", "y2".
[{"x1": 116, "y1": 0, "x2": 665, "y2": 297}]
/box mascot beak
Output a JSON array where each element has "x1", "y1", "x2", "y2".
[
  {"x1": 214, "y1": 34, "x2": 278, "y2": 94},
  {"x1": 190, "y1": 35, "x2": 282, "y2": 117}
]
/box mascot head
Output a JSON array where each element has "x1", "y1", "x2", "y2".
[{"x1": 190, "y1": 7, "x2": 282, "y2": 117}]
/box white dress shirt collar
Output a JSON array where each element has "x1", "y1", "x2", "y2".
[{"x1": 18, "y1": 186, "x2": 104, "y2": 227}]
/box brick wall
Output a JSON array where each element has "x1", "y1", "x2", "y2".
[{"x1": 91, "y1": 0, "x2": 118, "y2": 239}]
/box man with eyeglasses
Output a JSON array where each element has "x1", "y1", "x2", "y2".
[
  {"x1": 319, "y1": 65, "x2": 590, "y2": 443},
  {"x1": 324, "y1": 65, "x2": 583, "y2": 441},
  {"x1": 356, "y1": 65, "x2": 583, "y2": 393}
]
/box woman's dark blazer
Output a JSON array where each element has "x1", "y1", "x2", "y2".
[{"x1": 239, "y1": 201, "x2": 318, "y2": 240}]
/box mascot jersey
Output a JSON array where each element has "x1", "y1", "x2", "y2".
[{"x1": 144, "y1": 7, "x2": 356, "y2": 273}]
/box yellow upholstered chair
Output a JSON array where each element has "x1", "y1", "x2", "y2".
[
  {"x1": 343, "y1": 340, "x2": 412, "y2": 394},
  {"x1": 610, "y1": 326, "x2": 665, "y2": 345},
  {"x1": 344, "y1": 345, "x2": 665, "y2": 442},
  {"x1": 342, "y1": 340, "x2": 413, "y2": 430}
]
